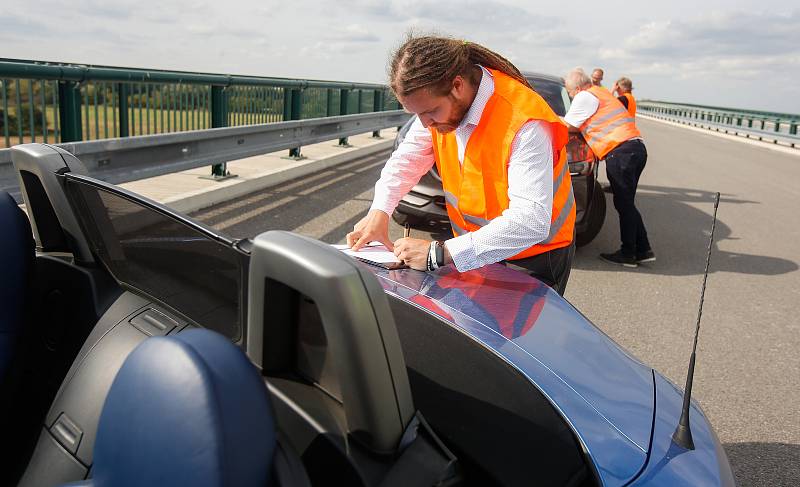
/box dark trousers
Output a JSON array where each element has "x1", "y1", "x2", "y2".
[
  {"x1": 605, "y1": 139, "x2": 650, "y2": 256},
  {"x1": 504, "y1": 240, "x2": 575, "y2": 296}
]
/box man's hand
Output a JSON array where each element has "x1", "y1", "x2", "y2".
[
  {"x1": 347, "y1": 209, "x2": 393, "y2": 251},
  {"x1": 393, "y1": 237, "x2": 431, "y2": 271}
]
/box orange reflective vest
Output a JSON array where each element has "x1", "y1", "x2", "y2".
[
  {"x1": 581, "y1": 86, "x2": 641, "y2": 159},
  {"x1": 430, "y1": 69, "x2": 575, "y2": 261},
  {"x1": 621, "y1": 92, "x2": 637, "y2": 117}
]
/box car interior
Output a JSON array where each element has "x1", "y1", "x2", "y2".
[{"x1": 1, "y1": 143, "x2": 597, "y2": 487}]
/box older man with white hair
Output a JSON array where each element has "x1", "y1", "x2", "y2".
[{"x1": 562, "y1": 68, "x2": 653, "y2": 268}]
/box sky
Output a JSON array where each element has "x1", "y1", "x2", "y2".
[{"x1": 2, "y1": 0, "x2": 798, "y2": 114}]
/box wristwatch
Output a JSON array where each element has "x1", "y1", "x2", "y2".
[
  {"x1": 427, "y1": 241, "x2": 445, "y2": 271},
  {"x1": 434, "y1": 240, "x2": 445, "y2": 268}
]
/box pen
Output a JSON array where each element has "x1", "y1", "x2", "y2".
[{"x1": 404, "y1": 223, "x2": 410, "y2": 238}]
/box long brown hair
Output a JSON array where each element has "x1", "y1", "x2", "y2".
[{"x1": 389, "y1": 35, "x2": 531, "y2": 97}]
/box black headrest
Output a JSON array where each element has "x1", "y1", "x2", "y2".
[
  {"x1": 246, "y1": 231, "x2": 415, "y2": 454},
  {"x1": 10, "y1": 144, "x2": 93, "y2": 263}
]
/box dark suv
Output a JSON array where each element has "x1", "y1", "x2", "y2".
[{"x1": 391, "y1": 72, "x2": 605, "y2": 247}]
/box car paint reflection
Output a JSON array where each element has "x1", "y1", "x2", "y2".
[{"x1": 370, "y1": 263, "x2": 655, "y2": 485}]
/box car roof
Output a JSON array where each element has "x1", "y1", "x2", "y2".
[{"x1": 522, "y1": 71, "x2": 564, "y2": 85}]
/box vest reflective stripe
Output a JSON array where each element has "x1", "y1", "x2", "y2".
[
  {"x1": 581, "y1": 86, "x2": 641, "y2": 159},
  {"x1": 431, "y1": 69, "x2": 575, "y2": 260},
  {"x1": 444, "y1": 190, "x2": 458, "y2": 208},
  {"x1": 444, "y1": 191, "x2": 489, "y2": 228},
  {"x1": 446, "y1": 191, "x2": 492, "y2": 227},
  {"x1": 542, "y1": 162, "x2": 574, "y2": 244},
  {"x1": 552, "y1": 154, "x2": 568, "y2": 195},
  {"x1": 584, "y1": 106, "x2": 628, "y2": 132},
  {"x1": 464, "y1": 213, "x2": 490, "y2": 227},
  {"x1": 542, "y1": 187, "x2": 574, "y2": 244},
  {"x1": 592, "y1": 116, "x2": 637, "y2": 140},
  {"x1": 450, "y1": 219, "x2": 467, "y2": 236}
]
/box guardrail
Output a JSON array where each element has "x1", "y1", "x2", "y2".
[
  {"x1": 0, "y1": 110, "x2": 411, "y2": 199},
  {"x1": 638, "y1": 100, "x2": 799, "y2": 148},
  {"x1": 0, "y1": 58, "x2": 399, "y2": 151}
]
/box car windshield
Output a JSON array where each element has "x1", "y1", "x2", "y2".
[{"x1": 527, "y1": 77, "x2": 571, "y2": 116}]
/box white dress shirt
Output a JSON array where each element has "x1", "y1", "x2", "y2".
[
  {"x1": 563, "y1": 89, "x2": 643, "y2": 141},
  {"x1": 370, "y1": 66, "x2": 554, "y2": 272},
  {"x1": 563, "y1": 90, "x2": 600, "y2": 128}
]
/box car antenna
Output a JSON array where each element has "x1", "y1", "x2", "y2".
[{"x1": 672, "y1": 191, "x2": 720, "y2": 450}]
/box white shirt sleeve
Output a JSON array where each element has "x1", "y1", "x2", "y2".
[
  {"x1": 563, "y1": 91, "x2": 600, "y2": 128},
  {"x1": 445, "y1": 120, "x2": 554, "y2": 272},
  {"x1": 370, "y1": 117, "x2": 435, "y2": 216}
]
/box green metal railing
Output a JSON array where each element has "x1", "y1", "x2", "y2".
[
  {"x1": 0, "y1": 59, "x2": 400, "y2": 149},
  {"x1": 638, "y1": 100, "x2": 799, "y2": 136}
]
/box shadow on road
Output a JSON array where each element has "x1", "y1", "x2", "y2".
[
  {"x1": 191, "y1": 153, "x2": 385, "y2": 239},
  {"x1": 574, "y1": 184, "x2": 798, "y2": 277},
  {"x1": 724, "y1": 442, "x2": 800, "y2": 487},
  {"x1": 196, "y1": 157, "x2": 797, "y2": 279}
]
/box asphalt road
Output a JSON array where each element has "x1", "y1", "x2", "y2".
[{"x1": 191, "y1": 117, "x2": 800, "y2": 486}]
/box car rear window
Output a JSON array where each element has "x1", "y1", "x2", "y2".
[{"x1": 527, "y1": 78, "x2": 571, "y2": 116}]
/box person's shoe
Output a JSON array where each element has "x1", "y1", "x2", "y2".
[
  {"x1": 636, "y1": 250, "x2": 656, "y2": 263},
  {"x1": 599, "y1": 250, "x2": 638, "y2": 268}
]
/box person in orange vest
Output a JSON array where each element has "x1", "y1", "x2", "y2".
[
  {"x1": 611, "y1": 77, "x2": 637, "y2": 118},
  {"x1": 591, "y1": 68, "x2": 605, "y2": 88},
  {"x1": 563, "y1": 68, "x2": 654, "y2": 267},
  {"x1": 346, "y1": 36, "x2": 576, "y2": 295}
]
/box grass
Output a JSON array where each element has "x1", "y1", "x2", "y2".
[{"x1": 1, "y1": 105, "x2": 290, "y2": 148}]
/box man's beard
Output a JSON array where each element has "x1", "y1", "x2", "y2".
[{"x1": 432, "y1": 96, "x2": 470, "y2": 134}]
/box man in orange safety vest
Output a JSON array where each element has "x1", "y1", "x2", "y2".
[
  {"x1": 612, "y1": 77, "x2": 637, "y2": 118},
  {"x1": 346, "y1": 36, "x2": 576, "y2": 295},
  {"x1": 563, "y1": 68, "x2": 653, "y2": 268}
]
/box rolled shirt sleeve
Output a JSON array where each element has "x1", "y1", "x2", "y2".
[
  {"x1": 370, "y1": 117, "x2": 435, "y2": 216},
  {"x1": 445, "y1": 120, "x2": 554, "y2": 272}
]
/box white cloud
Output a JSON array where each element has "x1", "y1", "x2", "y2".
[
  {"x1": 2, "y1": 1, "x2": 798, "y2": 112},
  {"x1": 353, "y1": 0, "x2": 557, "y2": 33},
  {"x1": 620, "y1": 11, "x2": 800, "y2": 59},
  {"x1": 326, "y1": 24, "x2": 380, "y2": 43}
]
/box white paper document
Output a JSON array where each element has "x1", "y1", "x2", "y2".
[{"x1": 332, "y1": 242, "x2": 406, "y2": 267}]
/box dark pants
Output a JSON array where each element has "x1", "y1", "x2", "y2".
[
  {"x1": 504, "y1": 240, "x2": 575, "y2": 296},
  {"x1": 605, "y1": 139, "x2": 650, "y2": 256}
]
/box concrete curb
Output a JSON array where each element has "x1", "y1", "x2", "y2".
[{"x1": 155, "y1": 139, "x2": 393, "y2": 214}]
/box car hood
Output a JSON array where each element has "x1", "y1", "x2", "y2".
[{"x1": 366, "y1": 263, "x2": 655, "y2": 486}]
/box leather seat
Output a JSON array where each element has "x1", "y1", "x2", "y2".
[
  {"x1": 0, "y1": 191, "x2": 34, "y2": 382},
  {"x1": 64, "y1": 329, "x2": 278, "y2": 487}
]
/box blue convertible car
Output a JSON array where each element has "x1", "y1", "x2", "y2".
[{"x1": 1, "y1": 143, "x2": 734, "y2": 486}]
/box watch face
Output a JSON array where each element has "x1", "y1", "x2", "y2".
[{"x1": 435, "y1": 240, "x2": 445, "y2": 267}]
